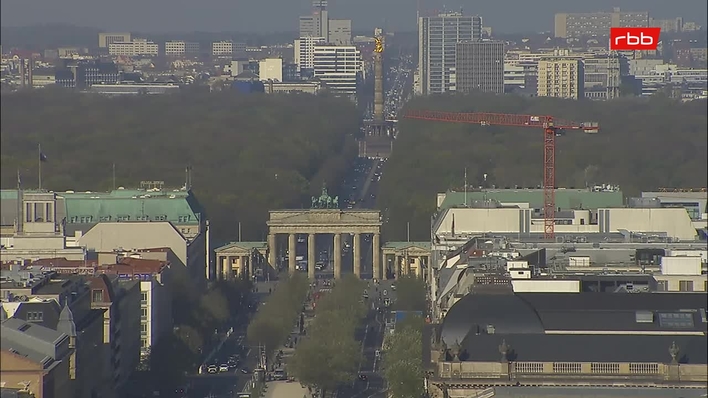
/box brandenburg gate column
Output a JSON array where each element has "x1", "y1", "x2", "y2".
[
  {"x1": 333, "y1": 233, "x2": 342, "y2": 279},
  {"x1": 353, "y1": 233, "x2": 361, "y2": 279},
  {"x1": 288, "y1": 233, "x2": 297, "y2": 274},
  {"x1": 267, "y1": 234, "x2": 276, "y2": 270},
  {"x1": 372, "y1": 233, "x2": 381, "y2": 281},
  {"x1": 307, "y1": 233, "x2": 316, "y2": 280}
]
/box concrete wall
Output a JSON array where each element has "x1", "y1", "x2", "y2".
[{"x1": 605, "y1": 208, "x2": 697, "y2": 240}]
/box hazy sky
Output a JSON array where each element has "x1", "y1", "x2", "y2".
[{"x1": 1, "y1": 0, "x2": 706, "y2": 34}]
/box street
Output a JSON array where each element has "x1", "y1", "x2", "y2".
[{"x1": 186, "y1": 280, "x2": 277, "y2": 398}]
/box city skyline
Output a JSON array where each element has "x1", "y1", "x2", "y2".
[{"x1": 1, "y1": 0, "x2": 706, "y2": 34}]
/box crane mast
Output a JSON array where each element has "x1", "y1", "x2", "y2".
[{"x1": 404, "y1": 109, "x2": 599, "y2": 239}]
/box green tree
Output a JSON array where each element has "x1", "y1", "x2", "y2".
[
  {"x1": 383, "y1": 315, "x2": 425, "y2": 398},
  {"x1": 393, "y1": 275, "x2": 427, "y2": 312},
  {"x1": 289, "y1": 275, "x2": 366, "y2": 395}
]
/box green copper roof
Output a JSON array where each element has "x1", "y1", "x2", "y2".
[
  {"x1": 381, "y1": 241, "x2": 432, "y2": 250},
  {"x1": 1, "y1": 188, "x2": 202, "y2": 225},
  {"x1": 439, "y1": 189, "x2": 623, "y2": 210}
]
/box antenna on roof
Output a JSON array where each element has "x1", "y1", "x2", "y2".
[{"x1": 185, "y1": 165, "x2": 193, "y2": 191}]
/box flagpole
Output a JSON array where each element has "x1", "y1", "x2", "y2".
[
  {"x1": 38, "y1": 144, "x2": 42, "y2": 191},
  {"x1": 17, "y1": 169, "x2": 23, "y2": 234},
  {"x1": 112, "y1": 163, "x2": 116, "y2": 191}
]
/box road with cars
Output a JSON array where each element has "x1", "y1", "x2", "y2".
[{"x1": 185, "y1": 281, "x2": 277, "y2": 398}]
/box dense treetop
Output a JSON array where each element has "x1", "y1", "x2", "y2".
[
  {"x1": 0, "y1": 88, "x2": 359, "y2": 241},
  {"x1": 378, "y1": 93, "x2": 708, "y2": 240}
]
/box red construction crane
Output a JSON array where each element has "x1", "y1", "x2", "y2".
[{"x1": 404, "y1": 109, "x2": 600, "y2": 239}]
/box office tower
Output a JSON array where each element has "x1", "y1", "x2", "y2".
[
  {"x1": 537, "y1": 58, "x2": 584, "y2": 99},
  {"x1": 313, "y1": 45, "x2": 361, "y2": 97},
  {"x1": 554, "y1": 7, "x2": 649, "y2": 38},
  {"x1": 300, "y1": 0, "x2": 329, "y2": 42},
  {"x1": 294, "y1": 36, "x2": 327, "y2": 73},
  {"x1": 329, "y1": 19, "x2": 352, "y2": 45},
  {"x1": 418, "y1": 12, "x2": 482, "y2": 95},
  {"x1": 98, "y1": 33, "x2": 131, "y2": 48},
  {"x1": 455, "y1": 40, "x2": 505, "y2": 94}
]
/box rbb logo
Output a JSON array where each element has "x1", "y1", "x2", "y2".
[{"x1": 610, "y1": 27, "x2": 661, "y2": 50}]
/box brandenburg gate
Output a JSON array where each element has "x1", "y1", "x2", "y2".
[{"x1": 266, "y1": 188, "x2": 382, "y2": 280}]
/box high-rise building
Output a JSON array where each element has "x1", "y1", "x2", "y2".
[
  {"x1": 164, "y1": 41, "x2": 200, "y2": 56},
  {"x1": 418, "y1": 12, "x2": 483, "y2": 95},
  {"x1": 99, "y1": 33, "x2": 131, "y2": 48},
  {"x1": 259, "y1": 58, "x2": 284, "y2": 81},
  {"x1": 300, "y1": 0, "x2": 329, "y2": 42},
  {"x1": 294, "y1": 36, "x2": 326, "y2": 73},
  {"x1": 329, "y1": 19, "x2": 352, "y2": 45},
  {"x1": 455, "y1": 40, "x2": 505, "y2": 94},
  {"x1": 108, "y1": 39, "x2": 159, "y2": 56},
  {"x1": 554, "y1": 8, "x2": 649, "y2": 38},
  {"x1": 537, "y1": 58, "x2": 584, "y2": 99},
  {"x1": 212, "y1": 40, "x2": 233, "y2": 56},
  {"x1": 313, "y1": 45, "x2": 362, "y2": 97}
]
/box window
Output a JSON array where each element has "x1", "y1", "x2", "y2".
[
  {"x1": 141, "y1": 323, "x2": 148, "y2": 333},
  {"x1": 141, "y1": 338, "x2": 148, "y2": 348},
  {"x1": 141, "y1": 292, "x2": 148, "y2": 302},
  {"x1": 154, "y1": 215, "x2": 167, "y2": 221},
  {"x1": 141, "y1": 308, "x2": 148, "y2": 318},
  {"x1": 27, "y1": 311, "x2": 44, "y2": 322},
  {"x1": 679, "y1": 280, "x2": 694, "y2": 292},
  {"x1": 117, "y1": 215, "x2": 130, "y2": 221},
  {"x1": 92, "y1": 289, "x2": 104, "y2": 302},
  {"x1": 658, "y1": 312, "x2": 695, "y2": 328},
  {"x1": 656, "y1": 280, "x2": 668, "y2": 292}
]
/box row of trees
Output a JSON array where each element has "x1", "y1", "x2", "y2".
[
  {"x1": 384, "y1": 275, "x2": 427, "y2": 398},
  {"x1": 290, "y1": 275, "x2": 368, "y2": 396},
  {"x1": 0, "y1": 88, "x2": 360, "y2": 242},
  {"x1": 378, "y1": 93, "x2": 707, "y2": 240},
  {"x1": 246, "y1": 273, "x2": 310, "y2": 358},
  {"x1": 139, "y1": 270, "x2": 251, "y2": 391}
]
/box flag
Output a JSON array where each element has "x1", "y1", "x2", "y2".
[{"x1": 39, "y1": 152, "x2": 48, "y2": 162}]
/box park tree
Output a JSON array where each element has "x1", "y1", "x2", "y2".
[
  {"x1": 383, "y1": 315, "x2": 425, "y2": 398},
  {"x1": 393, "y1": 275, "x2": 427, "y2": 312},
  {"x1": 289, "y1": 275, "x2": 366, "y2": 395}
]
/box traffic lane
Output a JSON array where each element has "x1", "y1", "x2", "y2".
[{"x1": 187, "y1": 336, "x2": 258, "y2": 398}]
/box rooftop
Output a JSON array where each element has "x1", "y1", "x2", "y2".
[
  {"x1": 439, "y1": 188, "x2": 624, "y2": 211},
  {"x1": 441, "y1": 293, "x2": 708, "y2": 347}
]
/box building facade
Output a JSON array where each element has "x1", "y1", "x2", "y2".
[
  {"x1": 537, "y1": 58, "x2": 584, "y2": 99},
  {"x1": 294, "y1": 36, "x2": 326, "y2": 73},
  {"x1": 211, "y1": 40, "x2": 233, "y2": 56},
  {"x1": 108, "y1": 39, "x2": 159, "y2": 56},
  {"x1": 455, "y1": 40, "x2": 505, "y2": 94},
  {"x1": 554, "y1": 7, "x2": 650, "y2": 38},
  {"x1": 164, "y1": 41, "x2": 200, "y2": 57},
  {"x1": 259, "y1": 58, "x2": 283, "y2": 81},
  {"x1": 99, "y1": 33, "x2": 131, "y2": 49},
  {"x1": 329, "y1": 19, "x2": 352, "y2": 45},
  {"x1": 299, "y1": 0, "x2": 329, "y2": 41},
  {"x1": 418, "y1": 12, "x2": 483, "y2": 95},
  {"x1": 313, "y1": 45, "x2": 362, "y2": 97}
]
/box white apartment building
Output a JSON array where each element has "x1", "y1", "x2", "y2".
[
  {"x1": 108, "y1": 39, "x2": 159, "y2": 56},
  {"x1": 313, "y1": 45, "x2": 362, "y2": 96},
  {"x1": 554, "y1": 8, "x2": 649, "y2": 38},
  {"x1": 259, "y1": 58, "x2": 283, "y2": 82},
  {"x1": 165, "y1": 41, "x2": 200, "y2": 56},
  {"x1": 212, "y1": 41, "x2": 233, "y2": 56},
  {"x1": 537, "y1": 58, "x2": 584, "y2": 99},
  {"x1": 294, "y1": 36, "x2": 326, "y2": 72},
  {"x1": 139, "y1": 272, "x2": 172, "y2": 355}
]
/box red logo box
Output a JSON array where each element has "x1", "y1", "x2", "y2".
[{"x1": 610, "y1": 27, "x2": 661, "y2": 50}]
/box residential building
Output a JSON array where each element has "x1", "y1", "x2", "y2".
[
  {"x1": 164, "y1": 41, "x2": 200, "y2": 57},
  {"x1": 554, "y1": 7, "x2": 650, "y2": 38},
  {"x1": 299, "y1": 0, "x2": 329, "y2": 41},
  {"x1": 99, "y1": 33, "x2": 131, "y2": 49},
  {"x1": 0, "y1": 272, "x2": 105, "y2": 398},
  {"x1": 313, "y1": 45, "x2": 362, "y2": 97},
  {"x1": 329, "y1": 19, "x2": 352, "y2": 45},
  {"x1": 99, "y1": 259, "x2": 172, "y2": 356},
  {"x1": 259, "y1": 58, "x2": 283, "y2": 82},
  {"x1": 650, "y1": 17, "x2": 683, "y2": 33},
  {"x1": 108, "y1": 39, "x2": 159, "y2": 56},
  {"x1": 88, "y1": 274, "x2": 141, "y2": 392},
  {"x1": 455, "y1": 40, "x2": 504, "y2": 94},
  {"x1": 418, "y1": 12, "x2": 483, "y2": 95},
  {"x1": 0, "y1": 318, "x2": 72, "y2": 398},
  {"x1": 294, "y1": 36, "x2": 326, "y2": 73},
  {"x1": 212, "y1": 40, "x2": 233, "y2": 56},
  {"x1": 582, "y1": 53, "x2": 624, "y2": 100},
  {"x1": 537, "y1": 58, "x2": 584, "y2": 99}
]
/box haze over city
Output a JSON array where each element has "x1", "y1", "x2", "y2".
[{"x1": 1, "y1": 0, "x2": 707, "y2": 33}]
